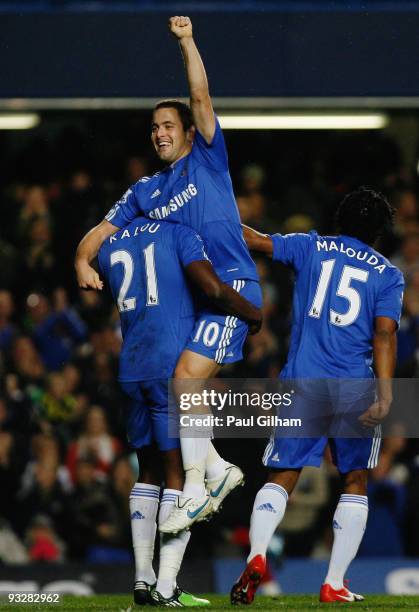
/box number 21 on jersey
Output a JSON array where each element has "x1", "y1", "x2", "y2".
[{"x1": 110, "y1": 244, "x2": 159, "y2": 312}]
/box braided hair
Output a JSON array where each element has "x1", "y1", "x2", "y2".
[{"x1": 336, "y1": 187, "x2": 394, "y2": 246}]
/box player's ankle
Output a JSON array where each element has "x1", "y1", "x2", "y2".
[
  {"x1": 324, "y1": 578, "x2": 344, "y2": 590},
  {"x1": 182, "y1": 483, "x2": 206, "y2": 498},
  {"x1": 136, "y1": 572, "x2": 156, "y2": 585},
  {"x1": 247, "y1": 551, "x2": 266, "y2": 563},
  {"x1": 206, "y1": 458, "x2": 228, "y2": 481},
  {"x1": 156, "y1": 580, "x2": 174, "y2": 599}
]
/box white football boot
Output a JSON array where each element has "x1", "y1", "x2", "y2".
[
  {"x1": 159, "y1": 494, "x2": 212, "y2": 534},
  {"x1": 205, "y1": 464, "x2": 244, "y2": 514}
]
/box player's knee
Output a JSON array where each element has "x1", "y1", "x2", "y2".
[
  {"x1": 343, "y1": 469, "x2": 368, "y2": 496},
  {"x1": 267, "y1": 469, "x2": 300, "y2": 495},
  {"x1": 162, "y1": 449, "x2": 184, "y2": 491},
  {"x1": 136, "y1": 446, "x2": 161, "y2": 485}
]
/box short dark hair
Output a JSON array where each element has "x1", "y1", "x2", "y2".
[
  {"x1": 336, "y1": 187, "x2": 394, "y2": 245},
  {"x1": 153, "y1": 99, "x2": 194, "y2": 132}
]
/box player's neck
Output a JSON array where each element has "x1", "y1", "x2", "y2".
[{"x1": 169, "y1": 145, "x2": 193, "y2": 168}]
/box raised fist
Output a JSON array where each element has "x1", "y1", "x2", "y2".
[{"x1": 169, "y1": 16, "x2": 193, "y2": 39}]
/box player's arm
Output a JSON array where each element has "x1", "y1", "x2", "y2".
[
  {"x1": 242, "y1": 225, "x2": 274, "y2": 257},
  {"x1": 186, "y1": 260, "x2": 262, "y2": 334},
  {"x1": 75, "y1": 220, "x2": 119, "y2": 290},
  {"x1": 169, "y1": 16, "x2": 215, "y2": 144},
  {"x1": 359, "y1": 316, "x2": 397, "y2": 427}
]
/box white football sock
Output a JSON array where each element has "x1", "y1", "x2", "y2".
[
  {"x1": 129, "y1": 483, "x2": 160, "y2": 584},
  {"x1": 205, "y1": 441, "x2": 228, "y2": 481},
  {"x1": 324, "y1": 494, "x2": 368, "y2": 590},
  {"x1": 180, "y1": 415, "x2": 211, "y2": 498},
  {"x1": 248, "y1": 483, "x2": 288, "y2": 561},
  {"x1": 157, "y1": 489, "x2": 191, "y2": 598}
]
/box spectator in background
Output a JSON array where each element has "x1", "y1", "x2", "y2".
[
  {"x1": 16, "y1": 186, "x2": 56, "y2": 294},
  {"x1": 25, "y1": 514, "x2": 66, "y2": 563},
  {"x1": 20, "y1": 433, "x2": 72, "y2": 497},
  {"x1": 54, "y1": 169, "x2": 103, "y2": 288},
  {"x1": 0, "y1": 291, "x2": 16, "y2": 353},
  {"x1": 11, "y1": 336, "x2": 45, "y2": 389},
  {"x1": 25, "y1": 289, "x2": 87, "y2": 371},
  {"x1": 391, "y1": 232, "x2": 419, "y2": 277},
  {"x1": 17, "y1": 185, "x2": 50, "y2": 244},
  {"x1": 392, "y1": 187, "x2": 419, "y2": 237},
  {"x1": 0, "y1": 431, "x2": 22, "y2": 524},
  {"x1": 239, "y1": 164, "x2": 273, "y2": 233},
  {"x1": 68, "y1": 456, "x2": 122, "y2": 559},
  {"x1": 61, "y1": 363, "x2": 82, "y2": 395},
  {"x1": 81, "y1": 325, "x2": 122, "y2": 420},
  {"x1": 126, "y1": 156, "x2": 149, "y2": 185},
  {"x1": 2, "y1": 375, "x2": 36, "y2": 439},
  {"x1": 77, "y1": 289, "x2": 111, "y2": 332},
  {"x1": 66, "y1": 405, "x2": 122, "y2": 484},
  {"x1": 0, "y1": 239, "x2": 19, "y2": 290},
  {"x1": 22, "y1": 218, "x2": 57, "y2": 293},
  {"x1": 35, "y1": 372, "x2": 83, "y2": 443},
  {"x1": 16, "y1": 459, "x2": 70, "y2": 542}
]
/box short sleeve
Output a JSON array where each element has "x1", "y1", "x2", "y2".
[
  {"x1": 192, "y1": 115, "x2": 228, "y2": 171},
  {"x1": 104, "y1": 185, "x2": 142, "y2": 229},
  {"x1": 271, "y1": 232, "x2": 313, "y2": 271},
  {"x1": 375, "y1": 268, "x2": 405, "y2": 327},
  {"x1": 175, "y1": 225, "x2": 209, "y2": 268}
]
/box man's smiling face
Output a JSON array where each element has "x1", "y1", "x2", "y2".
[{"x1": 151, "y1": 107, "x2": 194, "y2": 164}]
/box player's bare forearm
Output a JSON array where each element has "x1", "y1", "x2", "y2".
[
  {"x1": 75, "y1": 219, "x2": 118, "y2": 290},
  {"x1": 243, "y1": 225, "x2": 273, "y2": 257},
  {"x1": 359, "y1": 316, "x2": 397, "y2": 427},
  {"x1": 373, "y1": 317, "x2": 397, "y2": 401},
  {"x1": 169, "y1": 16, "x2": 215, "y2": 143},
  {"x1": 216, "y1": 284, "x2": 262, "y2": 334},
  {"x1": 186, "y1": 260, "x2": 262, "y2": 333}
]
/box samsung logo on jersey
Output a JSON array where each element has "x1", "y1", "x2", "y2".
[
  {"x1": 148, "y1": 183, "x2": 198, "y2": 220},
  {"x1": 110, "y1": 223, "x2": 161, "y2": 242},
  {"x1": 316, "y1": 240, "x2": 386, "y2": 273}
]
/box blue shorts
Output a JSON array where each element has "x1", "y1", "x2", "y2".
[
  {"x1": 120, "y1": 379, "x2": 180, "y2": 451},
  {"x1": 262, "y1": 390, "x2": 381, "y2": 474},
  {"x1": 185, "y1": 280, "x2": 262, "y2": 365}
]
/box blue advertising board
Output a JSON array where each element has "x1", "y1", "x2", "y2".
[{"x1": 215, "y1": 558, "x2": 419, "y2": 595}]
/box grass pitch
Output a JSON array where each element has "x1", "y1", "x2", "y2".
[{"x1": 4, "y1": 594, "x2": 419, "y2": 611}]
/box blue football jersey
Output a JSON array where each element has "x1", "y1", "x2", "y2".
[
  {"x1": 272, "y1": 231, "x2": 405, "y2": 378},
  {"x1": 98, "y1": 218, "x2": 208, "y2": 382},
  {"x1": 105, "y1": 117, "x2": 258, "y2": 284}
]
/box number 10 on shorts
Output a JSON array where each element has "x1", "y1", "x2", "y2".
[{"x1": 193, "y1": 320, "x2": 220, "y2": 347}]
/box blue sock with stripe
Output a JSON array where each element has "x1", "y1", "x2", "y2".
[
  {"x1": 248, "y1": 482, "x2": 288, "y2": 561},
  {"x1": 129, "y1": 483, "x2": 160, "y2": 584},
  {"x1": 324, "y1": 494, "x2": 368, "y2": 590}
]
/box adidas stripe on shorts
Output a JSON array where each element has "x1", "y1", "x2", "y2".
[{"x1": 185, "y1": 279, "x2": 262, "y2": 365}]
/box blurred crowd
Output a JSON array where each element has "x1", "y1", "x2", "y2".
[{"x1": 0, "y1": 117, "x2": 418, "y2": 566}]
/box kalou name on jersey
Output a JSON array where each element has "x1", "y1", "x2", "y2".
[{"x1": 98, "y1": 218, "x2": 208, "y2": 382}]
